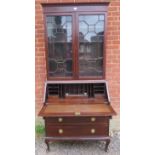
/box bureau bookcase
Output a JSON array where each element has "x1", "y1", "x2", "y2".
[{"x1": 38, "y1": 3, "x2": 116, "y2": 152}]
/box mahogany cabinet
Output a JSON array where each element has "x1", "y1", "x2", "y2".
[
  {"x1": 43, "y1": 4, "x2": 109, "y2": 80},
  {"x1": 38, "y1": 3, "x2": 116, "y2": 152}
]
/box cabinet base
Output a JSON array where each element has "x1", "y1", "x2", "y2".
[{"x1": 44, "y1": 136, "x2": 111, "y2": 152}]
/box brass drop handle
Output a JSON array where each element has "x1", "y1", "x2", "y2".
[
  {"x1": 58, "y1": 129, "x2": 63, "y2": 134},
  {"x1": 58, "y1": 117, "x2": 63, "y2": 122},
  {"x1": 91, "y1": 129, "x2": 96, "y2": 134},
  {"x1": 91, "y1": 117, "x2": 96, "y2": 122}
]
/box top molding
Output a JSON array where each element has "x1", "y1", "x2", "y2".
[
  {"x1": 42, "y1": 3, "x2": 109, "y2": 13},
  {"x1": 40, "y1": 0, "x2": 111, "y2": 5}
]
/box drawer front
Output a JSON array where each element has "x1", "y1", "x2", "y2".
[
  {"x1": 45, "y1": 116, "x2": 110, "y2": 125},
  {"x1": 46, "y1": 124, "x2": 109, "y2": 137}
]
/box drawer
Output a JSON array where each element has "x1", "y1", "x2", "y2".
[
  {"x1": 46, "y1": 124, "x2": 109, "y2": 137},
  {"x1": 45, "y1": 116, "x2": 110, "y2": 125}
]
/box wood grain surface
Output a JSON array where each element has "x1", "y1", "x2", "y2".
[{"x1": 39, "y1": 103, "x2": 116, "y2": 117}]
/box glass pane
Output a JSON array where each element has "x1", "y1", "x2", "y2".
[
  {"x1": 46, "y1": 16, "x2": 73, "y2": 77},
  {"x1": 78, "y1": 15, "x2": 104, "y2": 77}
]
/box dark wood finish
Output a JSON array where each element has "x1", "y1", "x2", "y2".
[
  {"x1": 45, "y1": 139, "x2": 50, "y2": 151},
  {"x1": 39, "y1": 103, "x2": 115, "y2": 117},
  {"x1": 105, "y1": 139, "x2": 110, "y2": 152},
  {"x1": 45, "y1": 136, "x2": 111, "y2": 152},
  {"x1": 46, "y1": 124, "x2": 109, "y2": 137},
  {"x1": 76, "y1": 11, "x2": 106, "y2": 79},
  {"x1": 43, "y1": 80, "x2": 111, "y2": 104},
  {"x1": 44, "y1": 12, "x2": 74, "y2": 80},
  {"x1": 47, "y1": 96, "x2": 108, "y2": 104},
  {"x1": 45, "y1": 116, "x2": 110, "y2": 124},
  {"x1": 39, "y1": 80, "x2": 116, "y2": 152},
  {"x1": 42, "y1": 4, "x2": 108, "y2": 80},
  {"x1": 42, "y1": 4, "x2": 109, "y2": 14},
  {"x1": 39, "y1": 3, "x2": 115, "y2": 152}
]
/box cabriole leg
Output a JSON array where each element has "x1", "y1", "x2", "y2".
[
  {"x1": 45, "y1": 139, "x2": 50, "y2": 152},
  {"x1": 105, "y1": 139, "x2": 110, "y2": 152}
]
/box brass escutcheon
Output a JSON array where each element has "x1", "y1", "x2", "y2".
[
  {"x1": 75, "y1": 112, "x2": 81, "y2": 116},
  {"x1": 58, "y1": 129, "x2": 63, "y2": 134},
  {"x1": 91, "y1": 129, "x2": 96, "y2": 134},
  {"x1": 58, "y1": 117, "x2": 63, "y2": 122}
]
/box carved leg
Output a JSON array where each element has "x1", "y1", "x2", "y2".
[
  {"x1": 45, "y1": 139, "x2": 50, "y2": 152},
  {"x1": 105, "y1": 139, "x2": 110, "y2": 152}
]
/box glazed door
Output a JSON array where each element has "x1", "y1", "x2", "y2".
[
  {"x1": 45, "y1": 14, "x2": 74, "y2": 78},
  {"x1": 43, "y1": 5, "x2": 108, "y2": 80},
  {"x1": 77, "y1": 13, "x2": 105, "y2": 78}
]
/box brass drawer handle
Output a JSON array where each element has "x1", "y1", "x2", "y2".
[
  {"x1": 58, "y1": 117, "x2": 63, "y2": 122},
  {"x1": 91, "y1": 129, "x2": 96, "y2": 134},
  {"x1": 91, "y1": 117, "x2": 96, "y2": 122},
  {"x1": 58, "y1": 129, "x2": 63, "y2": 134}
]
